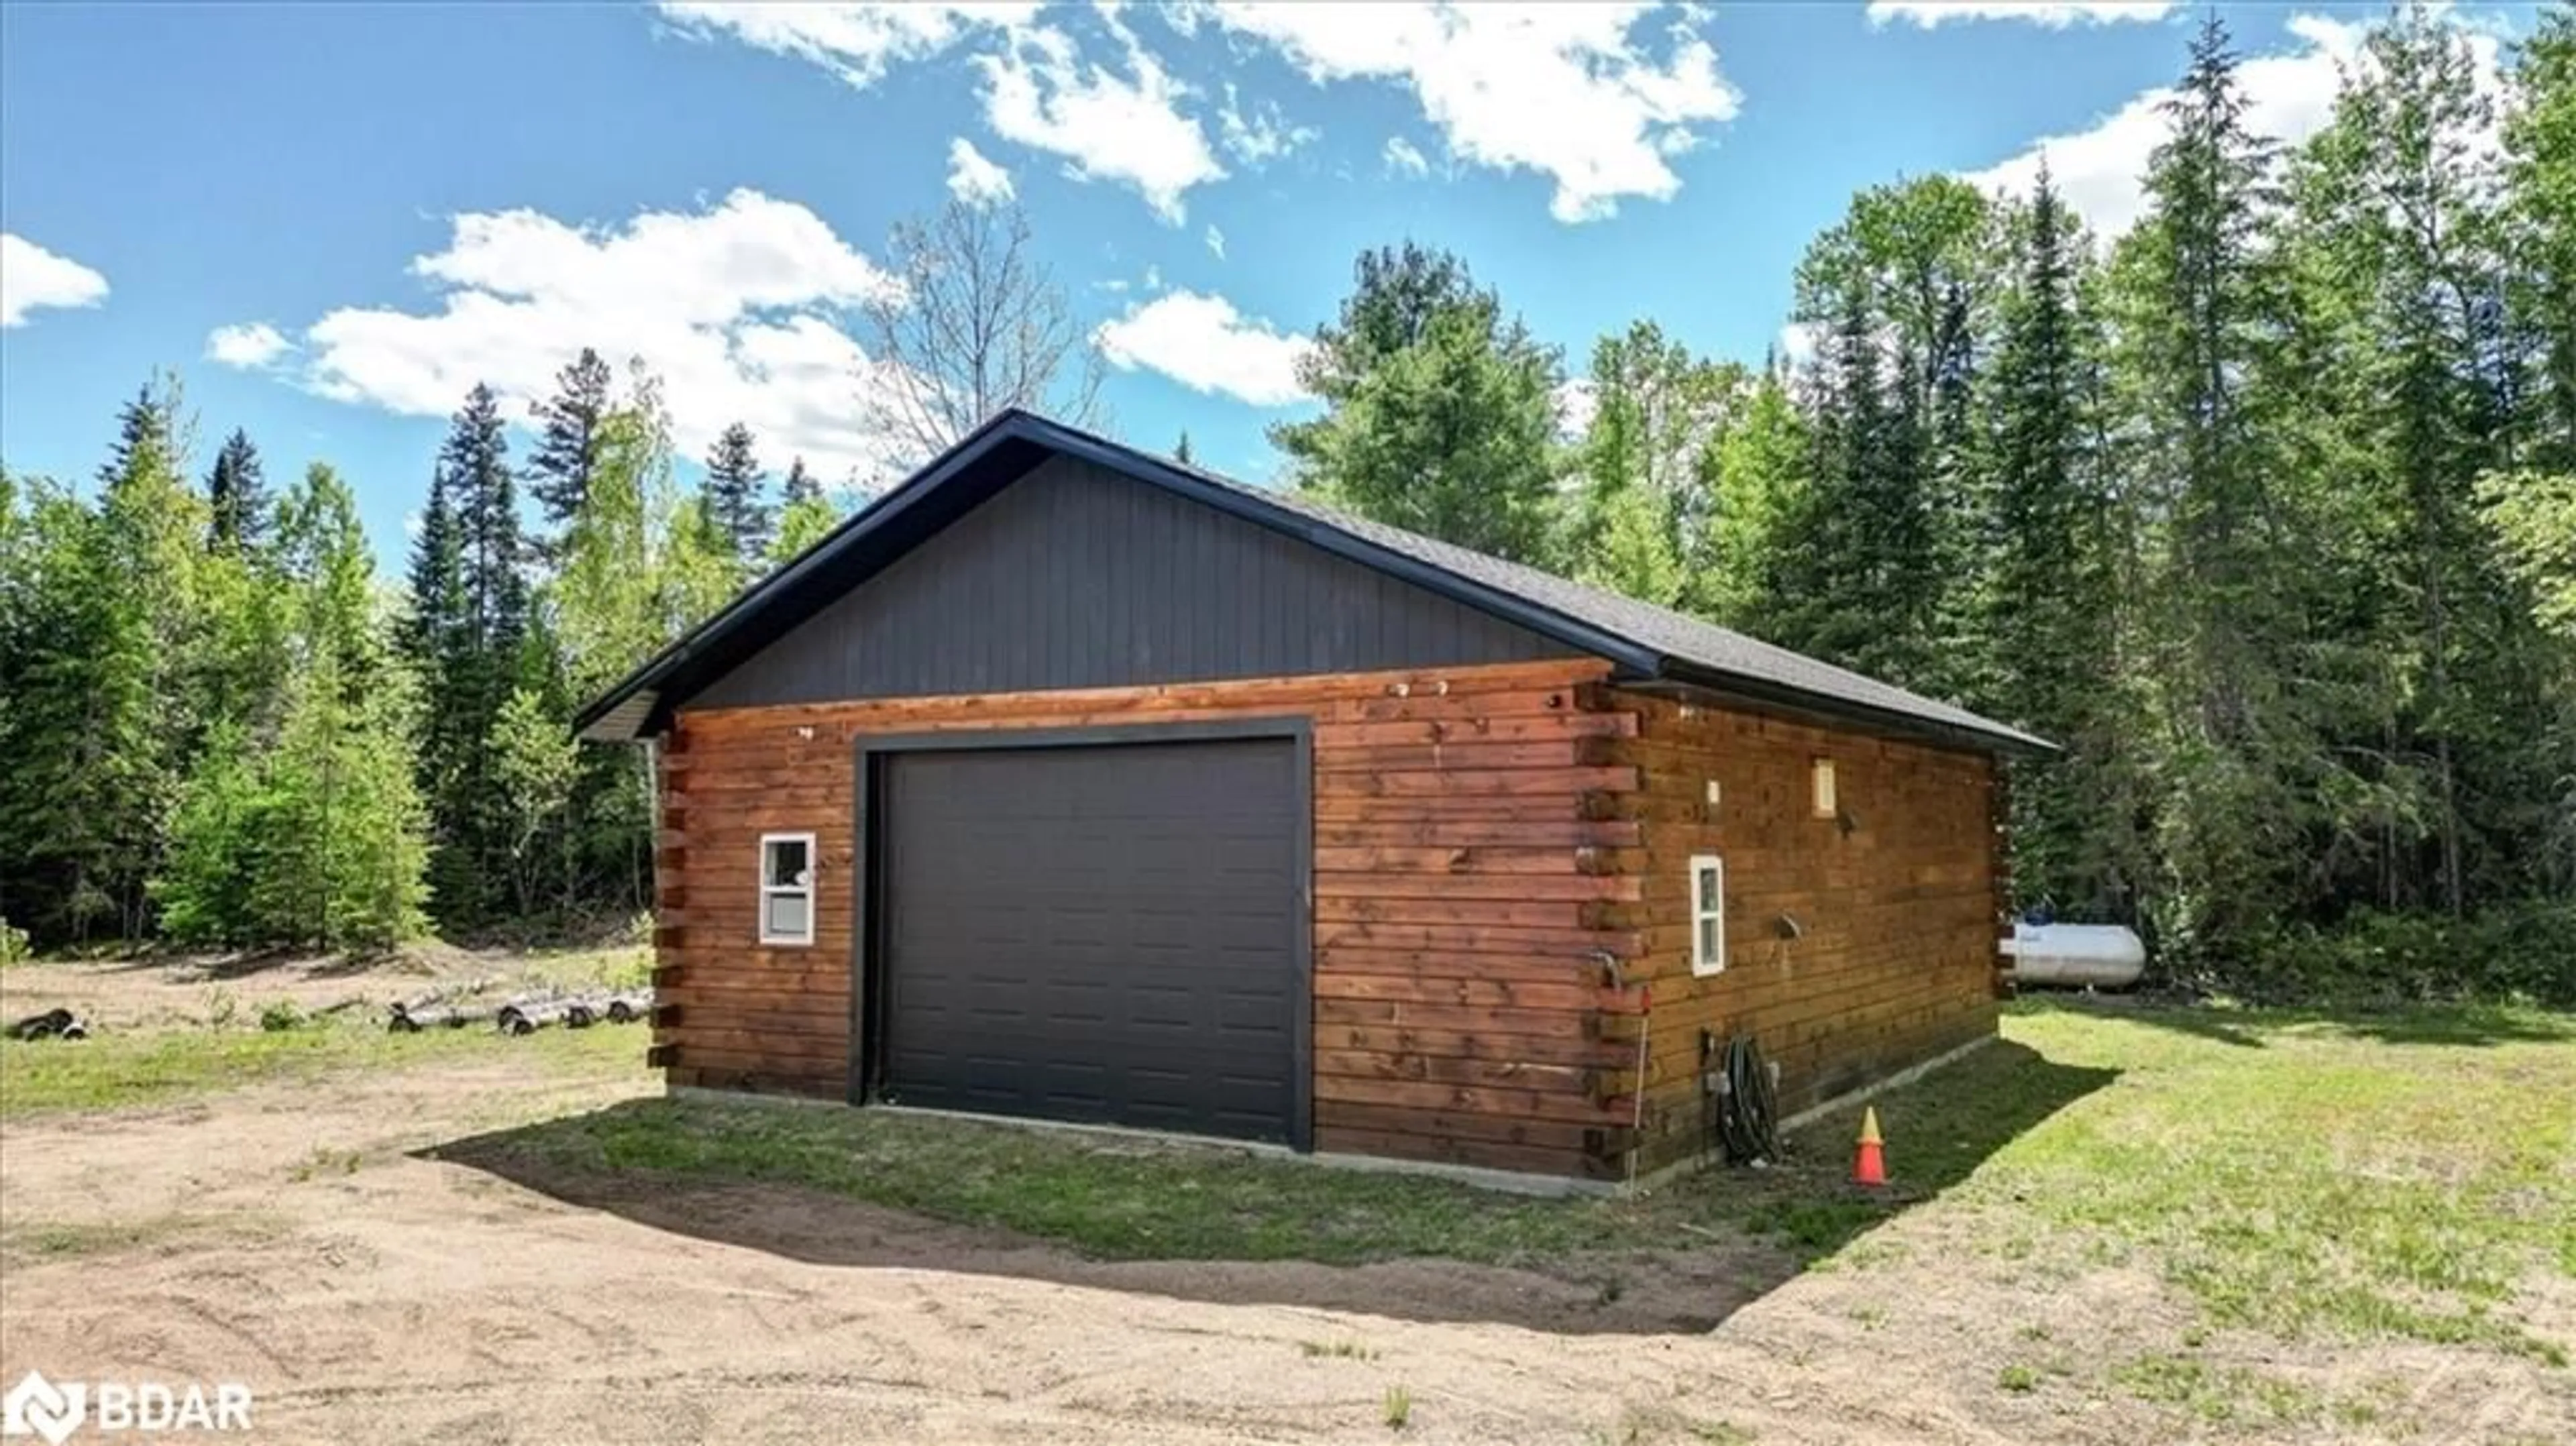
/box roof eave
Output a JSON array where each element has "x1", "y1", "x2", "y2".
[{"x1": 1647, "y1": 659, "x2": 2059, "y2": 758}]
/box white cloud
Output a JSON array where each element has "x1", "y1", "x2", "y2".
[
  {"x1": 946, "y1": 136, "x2": 1017, "y2": 205},
  {"x1": 1383, "y1": 135, "x2": 1432, "y2": 178},
  {"x1": 1962, "y1": 12, "x2": 2499, "y2": 237},
  {"x1": 205, "y1": 321, "x2": 294, "y2": 369},
  {"x1": 1093, "y1": 289, "x2": 1313, "y2": 406},
  {"x1": 1205, "y1": 223, "x2": 1227, "y2": 260},
  {"x1": 279, "y1": 189, "x2": 914, "y2": 484},
  {"x1": 977, "y1": 19, "x2": 1226, "y2": 223},
  {"x1": 1206, "y1": 3, "x2": 1738, "y2": 222},
  {"x1": 661, "y1": 3, "x2": 1222, "y2": 223},
  {"x1": 1216, "y1": 82, "x2": 1317, "y2": 164},
  {"x1": 0, "y1": 233, "x2": 109, "y2": 327},
  {"x1": 1868, "y1": 2, "x2": 2176, "y2": 28},
  {"x1": 655, "y1": 3, "x2": 1041, "y2": 88}
]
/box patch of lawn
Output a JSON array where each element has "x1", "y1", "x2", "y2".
[
  {"x1": 498, "y1": 1097, "x2": 1660, "y2": 1267},
  {"x1": 0, "y1": 1013, "x2": 641, "y2": 1117},
  {"x1": 1968, "y1": 999, "x2": 2576, "y2": 1361},
  {"x1": 448, "y1": 998, "x2": 2576, "y2": 1368},
  {"x1": 2111, "y1": 1353, "x2": 2324, "y2": 1426}
]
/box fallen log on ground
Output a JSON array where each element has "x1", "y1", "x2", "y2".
[
  {"x1": 387, "y1": 1003, "x2": 492, "y2": 1033},
  {"x1": 496, "y1": 1000, "x2": 574, "y2": 1036},
  {"x1": 7, "y1": 1007, "x2": 76, "y2": 1041}
]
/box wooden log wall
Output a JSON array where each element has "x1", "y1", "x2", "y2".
[
  {"x1": 1599, "y1": 692, "x2": 2005, "y2": 1175},
  {"x1": 650, "y1": 657, "x2": 1645, "y2": 1180}
]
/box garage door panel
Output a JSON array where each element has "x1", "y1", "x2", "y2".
[{"x1": 879, "y1": 738, "x2": 1303, "y2": 1145}]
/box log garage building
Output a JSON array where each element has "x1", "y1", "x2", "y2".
[{"x1": 576, "y1": 410, "x2": 2050, "y2": 1184}]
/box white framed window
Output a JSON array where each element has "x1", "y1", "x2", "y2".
[
  {"x1": 1811, "y1": 757, "x2": 1838, "y2": 818},
  {"x1": 758, "y1": 832, "x2": 817, "y2": 946},
  {"x1": 1690, "y1": 853, "x2": 1726, "y2": 977}
]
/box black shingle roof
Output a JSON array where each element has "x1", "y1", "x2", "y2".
[{"x1": 574, "y1": 409, "x2": 2052, "y2": 754}]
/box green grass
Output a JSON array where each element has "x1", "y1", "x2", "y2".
[
  {"x1": 2110, "y1": 1354, "x2": 2326, "y2": 1426},
  {"x1": 1959, "y1": 1000, "x2": 2576, "y2": 1362},
  {"x1": 455, "y1": 998, "x2": 2576, "y2": 1372},
  {"x1": 0, "y1": 1012, "x2": 641, "y2": 1117}
]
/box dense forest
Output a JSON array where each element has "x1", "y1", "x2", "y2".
[{"x1": 3, "y1": 10, "x2": 2571, "y2": 1002}]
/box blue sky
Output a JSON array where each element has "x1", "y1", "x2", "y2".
[{"x1": 0, "y1": 2, "x2": 2528, "y2": 566}]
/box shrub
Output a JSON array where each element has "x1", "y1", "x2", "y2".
[
  {"x1": 258, "y1": 1000, "x2": 307, "y2": 1034},
  {"x1": 0, "y1": 917, "x2": 29, "y2": 966},
  {"x1": 2228, "y1": 901, "x2": 2576, "y2": 1009}
]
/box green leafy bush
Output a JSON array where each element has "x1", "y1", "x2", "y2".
[
  {"x1": 258, "y1": 1000, "x2": 307, "y2": 1034},
  {"x1": 2229, "y1": 903, "x2": 2576, "y2": 1008},
  {"x1": 0, "y1": 917, "x2": 29, "y2": 966}
]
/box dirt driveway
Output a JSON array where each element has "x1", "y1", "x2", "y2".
[{"x1": 2, "y1": 1042, "x2": 2567, "y2": 1445}]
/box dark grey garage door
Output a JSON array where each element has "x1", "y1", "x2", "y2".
[{"x1": 877, "y1": 738, "x2": 1303, "y2": 1144}]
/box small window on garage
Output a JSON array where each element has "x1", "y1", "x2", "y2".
[
  {"x1": 1690, "y1": 853, "x2": 1726, "y2": 977},
  {"x1": 1811, "y1": 757, "x2": 1838, "y2": 818},
  {"x1": 759, "y1": 833, "x2": 816, "y2": 946}
]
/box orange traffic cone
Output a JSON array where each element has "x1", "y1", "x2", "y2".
[{"x1": 1852, "y1": 1106, "x2": 1886, "y2": 1187}]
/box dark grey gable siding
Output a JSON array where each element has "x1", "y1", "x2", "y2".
[{"x1": 691, "y1": 455, "x2": 1578, "y2": 709}]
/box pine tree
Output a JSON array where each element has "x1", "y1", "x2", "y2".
[
  {"x1": 1273, "y1": 243, "x2": 1565, "y2": 565},
  {"x1": 527, "y1": 348, "x2": 614, "y2": 558},
  {"x1": 771, "y1": 456, "x2": 839, "y2": 567},
  {"x1": 205, "y1": 429, "x2": 270, "y2": 553},
  {"x1": 1173, "y1": 431, "x2": 1195, "y2": 465},
  {"x1": 700, "y1": 421, "x2": 773, "y2": 574}
]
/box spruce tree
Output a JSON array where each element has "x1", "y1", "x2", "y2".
[
  {"x1": 1977, "y1": 169, "x2": 2137, "y2": 916},
  {"x1": 781, "y1": 455, "x2": 820, "y2": 509},
  {"x1": 407, "y1": 383, "x2": 531, "y2": 929},
  {"x1": 771, "y1": 455, "x2": 838, "y2": 566},
  {"x1": 1768, "y1": 274, "x2": 1936, "y2": 685},
  {"x1": 527, "y1": 347, "x2": 614, "y2": 560},
  {"x1": 446, "y1": 383, "x2": 529, "y2": 671},
  {"x1": 700, "y1": 421, "x2": 773, "y2": 574},
  {"x1": 205, "y1": 429, "x2": 270, "y2": 553},
  {"x1": 2112, "y1": 13, "x2": 2325, "y2": 964}
]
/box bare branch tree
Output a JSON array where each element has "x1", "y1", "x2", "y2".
[{"x1": 861, "y1": 199, "x2": 1105, "y2": 462}]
